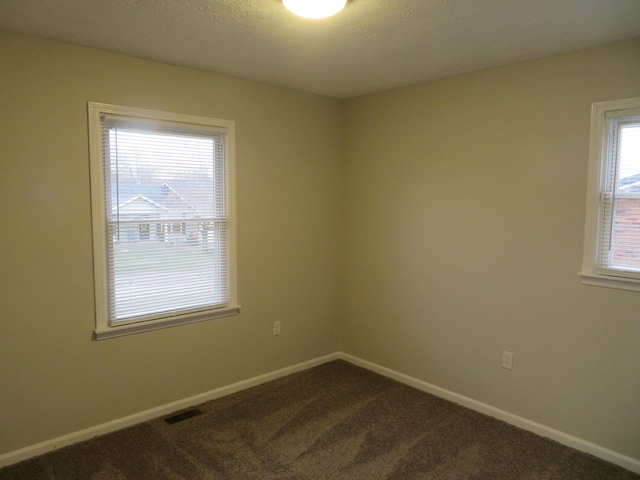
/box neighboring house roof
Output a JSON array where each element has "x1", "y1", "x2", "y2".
[
  {"x1": 112, "y1": 182, "x2": 209, "y2": 219},
  {"x1": 619, "y1": 172, "x2": 640, "y2": 193},
  {"x1": 115, "y1": 194, "x2": 168, "y2": 211}
]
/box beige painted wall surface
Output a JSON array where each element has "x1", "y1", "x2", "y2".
[
  {"x1": 0, "y1": 30, "x2": 342, "y2": 454},
  {"x1": 341, "y1": 39, "x2": 640, "y2": 460}
]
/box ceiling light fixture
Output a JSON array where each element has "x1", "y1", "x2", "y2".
[{"x1": 282, "y1": 0, "x2": 348, "y2": 19}]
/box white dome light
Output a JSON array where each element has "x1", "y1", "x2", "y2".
[{"x1": 282, "y1": 0, "x2": 348, "y2": 19}]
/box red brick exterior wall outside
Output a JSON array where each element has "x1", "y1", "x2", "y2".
[{"x1": 612, "y1": 198, "x2": 640, "y2": 268}]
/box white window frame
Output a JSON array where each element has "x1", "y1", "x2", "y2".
[
  {"x1": 88, "y1": 102, "x2": 239, "y2": 339},
  {"x1": 579, "y1": 96, "x2": 640, "y2": 291}
]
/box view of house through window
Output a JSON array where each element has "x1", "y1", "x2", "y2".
[
  {"x1": 107, "y1": 128, "x2": 226, "y2": 320},
  {"x1": 89, "y1": 103, "x2": 238, "y2": 338}
]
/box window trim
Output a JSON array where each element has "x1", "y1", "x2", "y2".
[
  {"x1": 88, "y1": 102, "x2": 239, "y2": 339},
  {"x1": 579, "y1": 96, "x2": 640, "y2": 292}
]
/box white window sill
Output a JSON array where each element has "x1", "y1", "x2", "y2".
[
  {"x1": 578, "y1": 273, "x2": 640, "y2": 292},
  {"x1": 94, "y1": 305, "x2": 241, "y2": 340}
]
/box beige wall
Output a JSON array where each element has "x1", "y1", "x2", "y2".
[
  {"x1": 0, "y1": 30, "x2": 342, "y2": 454},
  {"x1": 341, "y1": 39, "x2": 640, "y2": 460}
]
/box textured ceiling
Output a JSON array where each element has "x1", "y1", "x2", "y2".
[{"x1": 1, "y1": 0, "x2": 640, "y2": 98}]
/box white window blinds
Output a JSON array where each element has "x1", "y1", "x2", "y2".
[
  {"x1": 89, "y1": 103, "x2": 238, "y2": 337},
  {"x1": 598, "y1": 115, "x2": 640, "y2": 277}
]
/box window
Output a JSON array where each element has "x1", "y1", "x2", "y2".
[
  {"x1": 580, "y1": 96, "x2": 640, "y2": 291},
  {"x1": 88, "y1": 103, "x2": 239, "y2": 339}
]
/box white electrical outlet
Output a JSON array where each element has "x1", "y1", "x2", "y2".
[
  {"x1": 502, "y1": 351, "x2": 514, "y2": 370},
  {"x1": 273, "y1": 321, "x2": 281, "y2": 336}
]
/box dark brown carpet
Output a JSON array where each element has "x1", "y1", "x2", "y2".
[{"x1": 1, "y1": 360, "x2": 638, "y2": 479}]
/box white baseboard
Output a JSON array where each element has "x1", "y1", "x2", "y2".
[
  {"x1": 339, "y1": 352, "x2": 640, "y2": 475},
  {"x1": 0, "y1": 352, "x2": 340, "y2": 468},
  {"x1": 2, "y1": 351, "x2": 639, "y2": 475}
]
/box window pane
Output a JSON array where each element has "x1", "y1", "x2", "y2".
[
  {"x1": 611, "y1": 123, "x2": 640, "y2": 270},
  {"x1": 105, "y1": 125, "x2": 228, "y2": 324},
  {"x1": 617, "y1": 125, "x2": 640, "y2": 191},
  {"x1": 108, "y1": 221, "x2": 227, "y2": 321}
]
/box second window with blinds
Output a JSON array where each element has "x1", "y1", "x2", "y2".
[
  {"x1": 88, "y1": 103, "x2": 239, "y2": 339},
  {"x1": 580, "y1": 96, "x2": 640, "y2": 291}
]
